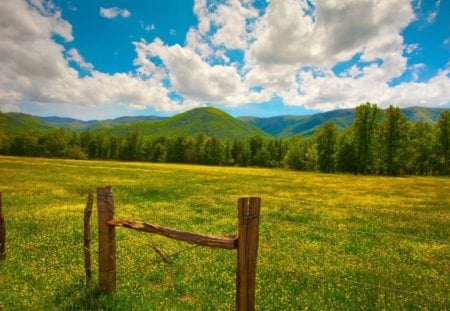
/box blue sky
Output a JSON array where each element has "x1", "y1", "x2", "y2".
[{"x1": 0, "y1": 0, "x2": 449, "y2": 120}]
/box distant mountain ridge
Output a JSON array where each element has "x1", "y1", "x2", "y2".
[
  {"x1": 1, "y1": 106, "x2": 447, "y2": 139},
  {"x1": 240, "y1": 106, "x2": 447, "y2": 137},
  {"x1": 1, "y1": 107, "x2": 267, "y2": 140},
  {"x1": 39, "y1": 115, "x2": 167, "y2": 131}
]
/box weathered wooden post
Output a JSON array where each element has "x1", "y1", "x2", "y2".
[
  {"x1": 0, "y1": 192, "x2": 5, "y2": 260},
  {"x1": 236, "y1": 197, "x2": 261, "y2": 311},
  {"x1": 97, "y1": 186, "x2": 116, "y2": 292},
  {"x1": 84, "y1": 188, "x2": 94, "y2": 286}
]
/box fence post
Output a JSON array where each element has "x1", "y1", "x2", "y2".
[
  {"x1": 0, "y1": 192, "x2": 5, "y2": 260},
  {"x1": 236, "y1": 197, "x2": 261, "y2": 311},
  {"x1": 84, "y1": 188, "x2": 94, "y2": 286},
  {"x1": 97, "y1": 186, "x2": 116, "y2": 292}
]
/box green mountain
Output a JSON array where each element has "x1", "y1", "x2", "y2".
[
  {"x1": 38, "y1": 115, "x2": 166, "y2": 131},
  {"x1": 401, "y1": 107, "x2": 444, "y2": 123},
  {"x1": 1, "y1": 106, "x2": 447, "y2": 140},
  {"x1": 240, "y1": 106, "x2": 448, "y2": 137},
  {"x1": 0, "y1": 112, "x2": 55, "y2": 135},
  {"x1": 106, "y1": 107, "x2": 270, "y2": 140},
  {"x1": 240, "y1": 109, "x2": 354, "y2": 137}
]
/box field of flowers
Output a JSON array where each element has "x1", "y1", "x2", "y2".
[{"x1": 0, "y1": 156, "x2": 448, "y2": 310}]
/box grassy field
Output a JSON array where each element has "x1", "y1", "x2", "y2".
[{"x1": 0, "y1": 156, "x2": 448, "y2": 310}]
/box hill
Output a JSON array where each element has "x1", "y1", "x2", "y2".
[
  {"x1": 1, "y1": 106, "x2": 447, "y2": 139},
  {"x1": 240, "y1": 109, "x2": 354, "y2": 137},
  {"x1": 106, "y1": 107, "x2": 270, "y2": 140},
  {"x1": 240, "y1": 106, "x2": 447, "y2": 137},
  {"x1": 38, "y1": 115, "x2": 166, "y2": 131},
  {"x1": 0, "y1": 112, "x2": 55, "y2": 135}
]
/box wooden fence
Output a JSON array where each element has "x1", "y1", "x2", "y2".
[
  {"x1": 0, "y1": 192, "x2": 5, "y2": 259},
  {"x1": 84, "y1": 186, "x2": 261, "y2": 311}
]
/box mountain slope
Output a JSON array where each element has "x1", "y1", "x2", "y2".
[
  {"x1": 1, "y1": 112, "x2": 55, "y2": 135},
  {"x1": 2, "y1": 106, "x2": 447, "y2": 139},
  {"x1": 401, "y1": 107, "x2": 444, "y2": 123},
  {"x1": 38, "y1": 115, "x2": 166, "y2": 131},
  {"x1": 241, "y1": 107, "x2": 447, "y2": 137},
  {"x1": 107, "y1": 107, "x2": 271, "y2": 140}
]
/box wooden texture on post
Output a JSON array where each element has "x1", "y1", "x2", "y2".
[
  {"x1": 236, "y1": 197, "x2": 261, "y2": 311},
  {"x1": 97, "y1": 186, "x2": 116, "y2": 292},
  {"x1": 108, "y1": 219, "x2": 237, "y2": 250},
  {"x1": 83, "y1": 188, "x2": 94, "y2": 286},
  {"x1": 0, "y1": 192, "x2": 5, "y2": 260}
]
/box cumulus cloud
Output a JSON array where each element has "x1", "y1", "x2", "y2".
[
  {"x1": 66, "y1": 48, "x2": 94, "y2": 72},
  {"x1": 1, "y1": 0, "x2": 449, "y2": 118},
  {"x1": 210, "y1": 0, "x2": 258, "y2": 50},
  {"x1": 99, "y1": 7, "x2": 131, "y2": 19},
  {"x1": 134, "y1": 38, "x2": 269, "y2": 106},
  {"x1": 0, "y1": 0, "x2": 181, "y2": 117}
]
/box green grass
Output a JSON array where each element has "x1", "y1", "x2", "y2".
[{"x1": 0, "y1": 156, "x2": 448, "y2": 310}]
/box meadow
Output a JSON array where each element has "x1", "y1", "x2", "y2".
[{"x1": 0, "y1": 156, "x2": 448, "y2": 310}]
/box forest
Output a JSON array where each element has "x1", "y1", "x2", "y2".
[{"x1": 1, "y1": 103, "x2": 449, "y2": 176}]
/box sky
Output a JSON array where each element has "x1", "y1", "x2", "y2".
[{"x1": 0, "y1": 0, "x2": 449, "y2": 120}]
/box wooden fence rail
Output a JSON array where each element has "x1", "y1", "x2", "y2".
[
  {"x1": 86, "y1": 186, "x2": 261, "y2": 310},
  {"x1": 0, "y1": 192, "x2": 5, "y2": 260}
]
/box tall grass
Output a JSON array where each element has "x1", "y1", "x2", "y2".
[{"x1": 0, "y1": 156, "x2": 448, "y2": 310}]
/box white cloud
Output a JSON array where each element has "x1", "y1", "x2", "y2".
[
  {"x1": 0, "y1": 0, "x2": 182, "y2": 117},
  {"x1": 194, "y1": 0, "x2": 211, "y2": 35},
  {"x1": 99, "y1": 7, "x2": 131, "y2": 19},
  {"x1": 1, "y1": 0, "x2": 449, "y2": 119},
  {"x1": 210, "y1": 0, "x2": 258, "y2": 50},
  {"x1": 426, "y1": 0, "x2": 440, "y2": 24},
  {"x1": 134, "y1": 39, "x2": 269, "y2": 106},
  {"x1": 240, "y1": 0, "x2": 445, "y2": 110},
  {"x1": 66, "y1": 48, "x2": 94, "y2": 72}
]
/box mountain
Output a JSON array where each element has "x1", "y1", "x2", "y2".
[
  {"x1": 401, "y1": 107, "x2": 444, "y2": 123},
  {"x1": 240, "y1": 109, "x2": 354, "y2": 137},
  {"x1": 38, "y1": 115, "x2": 166, "y2": 131},
  {"x1": 2, "y1": 108, "x2": 267, "y2": 140},
  {"x1": 106, "y1": 107, "x2": 270, "y2": 140},
  {"x1": 1, "y1": 106, "x2": 447, "y2": 140},
  {"x1": 240, "y1": 106, "x2": 448, "y2": 137},
  {"x1": 0, "y1": 112, "x2": 55, "y2": 135}
]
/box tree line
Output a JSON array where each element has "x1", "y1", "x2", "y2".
[{"x1": 0, "y1": 103, "x2": 449, "y2": 176}]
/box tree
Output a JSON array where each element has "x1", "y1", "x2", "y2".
[
  {"x1": 316, "y1": 121, "x2": 338, "y2": 173},
  {"x1": 267, "y1": 139, "x2": 284, "y2": 167},
  {"x1": 231, "y1": 139, "x2": 250, "y2": 166},
  {"x1": 406, "y1": 122, "x2": 434, "y2": 175},
  {"x1": 10, "y1": 134, "x2": 37, "y2": 156},
  {"x1": 167, "y1": 136, "x2": 186, "y2": 163},
  {"x1": 0, "y1": 111, "x2": 7, "y2": 154},
  {"x1": 222, "y1": 139, "x2": 235, "y2": 165},
  {"x1": 352, "y1": 102, "x2": 382, "y2": 174},
  {"x1": 436, "y1": 110, "x2": 450, "y2": 175},
  {"x1": 285, "y1": 136, "x2": 317, "y2": 171},
  {"x1": 379, "y1": 105, "x2": 408, "y2": 175},
  {"x1": 200, "y1": 137, "x2": 222, "y2": 165},
  {"x1": 249, "y1": 135, "x2": 264, "y2": 165},
  {"x1": 120, "y1": 129, "x2": 142, "y2": 161},
  {"x1": 336, "y1": 127, "x2": 357, "y2": 173},
  {"x1": 254, "y1": 146, "x2": 271, "y2": 167}
]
